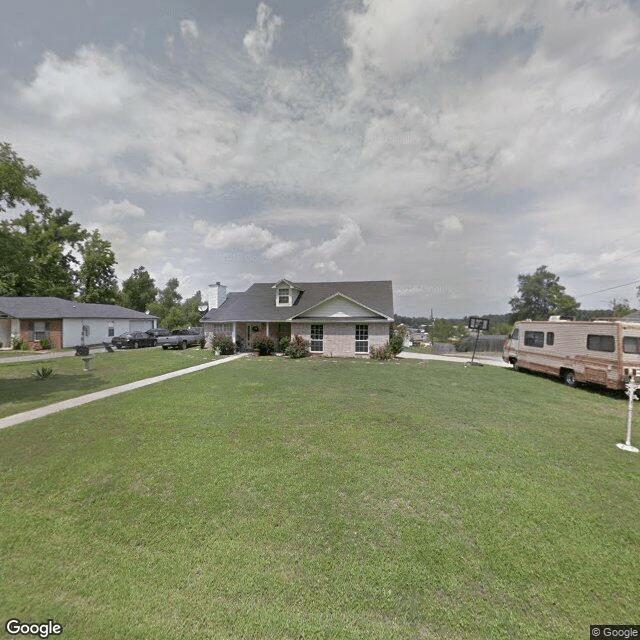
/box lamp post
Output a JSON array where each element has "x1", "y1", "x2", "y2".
[{"x1": 617, "y1": 376, "x2": 639, "y2": 453}]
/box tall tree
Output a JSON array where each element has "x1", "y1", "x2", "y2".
[
  {"x1": 76, "y1": 229, "x2": 119, "y2": 304},
  {"x1": 0, "y1": 142, "x2": 47, "y2": 212},
  {"x1": 121, "y1": 266, "x2": 158, "y2": 312},
  {"x1": 509, "y1": 265, "x2": 580, "y2": 321},
  {"x1": 182, "y1": 290, "x2": 205, "y2": 327},
  {"x1": 147, "y1": 278, "x2": 185, "y2": 329}
]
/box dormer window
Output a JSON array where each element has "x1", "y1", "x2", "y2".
[
  {"x1": 274, "y1": 279, "x2": 299, "y2": 307},
  {"x1": 278, "y1": 288, "x2": 290, "y2": 305}
]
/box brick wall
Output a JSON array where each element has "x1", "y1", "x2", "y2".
[
  {"x1": 292, "y1": 321, "x2": 390, "y2": 357},
  {"x1": 21, "y1": 319, "x2": 63, "y2": 350}
]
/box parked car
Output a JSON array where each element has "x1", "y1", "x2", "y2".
[
  {"x1": 146, "y1": 328, "x2": 171, "y2": 338},
  {"x1": 156, "y1": 328, "x2": 202, "y2": 350},
  {"x1": 111, "y1": 331, "x2": 157, "y2": 349}
]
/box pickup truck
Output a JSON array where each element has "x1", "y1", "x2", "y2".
[{"x1": 156, "y1": 328, "x2": 202, "y2": 350}]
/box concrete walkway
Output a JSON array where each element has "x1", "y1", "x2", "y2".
[
  {"x1": 398, "y1": 351, "x2": 511, "y2": 368},
  {"x1": 0, "y1": 353, "x2": 247, "y2": 430}
]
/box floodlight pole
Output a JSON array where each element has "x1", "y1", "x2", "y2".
[{"x1": 617, "y1": 376, "x2": 639, "y2": 453}]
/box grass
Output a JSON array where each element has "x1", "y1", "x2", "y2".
[
  {"x1": 0, "y1": 348, "x2": 219, "y2": 418},
  {"x1": 1, "y1": 357, "x2": 639, "y2": 639}
]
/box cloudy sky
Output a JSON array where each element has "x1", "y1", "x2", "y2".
[{"x1": 2, "y1": 0, "x2": 640, "y2": 317}]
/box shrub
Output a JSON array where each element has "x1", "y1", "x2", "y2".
[
  {"x1": 286, "y1": 335, "x2": 310, "y2": 359},
  {"x1": 39, "y1": 336, "x2": 52, "y2": 350},
  {"x1": 278, "y1": 336, "x2": 291, "y2": 353},
  {"x1": 11, "y1": 335, "x2": 27, "y2": 350},
  {"x1": 212, "y1": 334, "x2": 235, "y2": 355},
  {"x1": 33, "y1": 366, "x2": 55, "y2": 380},
  {"x1": 370, "y1": 342, "x2": 393, "y2": 360},
  {"x1": 388, "y1": 331, "x2": 404, "y2": 355},
  {"x1": 252, "y1": 333, "x2": 275, "y2": 356}
]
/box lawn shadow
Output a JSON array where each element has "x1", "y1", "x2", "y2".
[{"x1": 0, "y1": 372, "x2": 107, "y2": 414}]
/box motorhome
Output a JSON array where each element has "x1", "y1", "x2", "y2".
[{"x1": 502, "y1": 317, "x2": 640, "y2": 389}]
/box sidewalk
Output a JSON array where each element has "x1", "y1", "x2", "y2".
[
  {"x1": 0, "y1": 353, "x2": 247, "y2": 430},
  {"x1": 398, "y1": 351, "x2": 511, "y2": 368}
]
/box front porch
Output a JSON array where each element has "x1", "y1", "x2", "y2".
[{"x1": 203, "y1": 321, "x2": 291, "y2": 352}]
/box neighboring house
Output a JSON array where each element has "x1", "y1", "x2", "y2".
[
  {"x1": 0, "y1": 297, "x2": 158, "y2": 349},
  {"x1": 624, "y1": 310, "x2": 640, "y2": 322},
  {"x1": 201, "y1": 279, "x2": 394, "y2": 357}
]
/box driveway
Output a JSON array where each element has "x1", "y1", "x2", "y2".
[{"x1": 398, "y1": 351, "x2": 511, "y2": 368}]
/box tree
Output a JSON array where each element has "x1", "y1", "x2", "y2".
[
  {"x1": 121, "y1": 266, "x2": 158, "y2": 312},
  {"x1": 429, "y1": 319, "x2": 457, "y2": 342},
  {"x1": 182, "y1": 290, "x2": 205, "y2": 327},
  {"x1": 509, "y1": 265, "x2": 580, "y2": 321},
  {"x1": 147, "y1": 278, "x2": 185, "y2": 329},
  {"x1": 610, "y1": 298, "x2": 631, "y2": 317},
  {"x1": 76, "y1": 229, "x2": 119, "y2": 304},
  {"x1": 0, "y1": 142, "x2": 47, "y2": 212}
]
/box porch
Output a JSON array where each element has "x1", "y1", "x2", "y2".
[{"x1": 203, "y1": 321, "x2": 291, "y2": 352}]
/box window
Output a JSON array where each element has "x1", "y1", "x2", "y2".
[
  {"x1": 214, "y1": 323, "x2": 233, "y2": 333},
  {"x1": 108, "y1": 321, "x2": 115, "y2": 337},
  {"x1": 511, "y1": 328, "x2": 519, "y2": 340},
  {"x1": 278, "y1": 288, "x2": 290, "y2": 304},
  {"x1": 310, "y1": 324, "x2": 323, "y2": 352},
  {"x1": 355, "y1": 324, "x2": 369, "y2": 353},
  {"x1": 587, "y1": 334, "x2": 615, "y2": 352},
  {"x1": 28, "y1": 321, "x2": 50, "y2": 341},
  {"x1": 524, "y1": 331, "x2": 544, "y2": 348},
  {"x1": 546, "y1": 332, "x2": 554, "y2": 346},
  {"x1": 623, "y1": 336, "x2": 640, "y2": 354}
]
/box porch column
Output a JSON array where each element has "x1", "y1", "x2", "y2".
[
  {"x1": 265, "y1": 322, "x2": 270, "y2": 338},
  {"x1": 232, "y1": 322, "x2": 236, "y2": 345}
]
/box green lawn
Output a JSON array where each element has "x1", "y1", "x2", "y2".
[
  {"x1": 1, "y1": 357, "x2": 638, "y2": 639},
  {"x1": 0, "y1": 348, "x2": 218, "y2": 418}
]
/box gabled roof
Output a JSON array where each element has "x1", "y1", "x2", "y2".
[
  {"x1": 289, "y1": 291, "x2": 391, "y2": 321},
  {"x1": 201, "y1": 280, "x2": 393, "y2": 323},
  {"x1": 0, "y1": 297, "x2": 157, "y2": 320}
]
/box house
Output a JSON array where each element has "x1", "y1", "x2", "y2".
[
  {"x1": 200, "y1": 279, "x2": 394, "y2": 357},
  {"x1": 0, "y1": 297, "x2": 158, "y2": 350}
]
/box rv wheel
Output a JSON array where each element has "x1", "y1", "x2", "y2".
[{"x1": 562, "y1": 370, "x2": 576, "y2": 387}]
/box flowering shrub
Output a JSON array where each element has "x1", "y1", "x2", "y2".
[
  {"x1": 370, "y1": 342, "x2": 393, "y2": 360},
  {"x1": 286, "y1": 335, "x2": 310, "y2": 359},
  {"x1": 252, "y1": 333, "x2": 275, "y2": 356},
  {"x1": 212, "y1": 334, "x2": 235, "y2": 355}
]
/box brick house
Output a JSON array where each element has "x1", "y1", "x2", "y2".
[
  {"x1": 200, "y1": 279, "x2": 394, "y2": 357},
  {"x1": 0, "y1": 297, "x2": 158, "y2": 350}
]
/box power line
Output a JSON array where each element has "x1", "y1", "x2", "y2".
[{"x1": 576, "y1": 279, "x2": 640, "y2": 299}]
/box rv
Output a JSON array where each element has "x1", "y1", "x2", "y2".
[{"x1": 502, "y1": 317, "x2": 640, "y2": 389}]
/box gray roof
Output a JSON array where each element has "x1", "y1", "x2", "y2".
[
  {"x1": 201, "y1": 280, "x2": 394, "y2": 323},
  {"x1": 0, "y1": 297, "x2": 157, "y2": 320}
]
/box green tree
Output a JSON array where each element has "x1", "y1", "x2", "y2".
[
  {"x1": 121, "y1": 266, "x2": 158, "y2": 312},
  {"x1": 0, "y1": 142, "x2": 47, "y2": 212},
  {"x1": 147, "y1": 278, "x2": 185, "y2": 329},
  {"x1": 182, "y1": 290, "x2": 205, "y2": 327},
  {"x1": 610, "y1": 298, "x2": 631, "y2": 317},
  {"x1": 429, "y1": 319, "x2": 457, "y2": 342},
  {"x1": 76, "y1": 229, "x2": 119, "y2": 304},
  {"x1": 509, "y1": 265, "x2": 580, "y2": 321}
]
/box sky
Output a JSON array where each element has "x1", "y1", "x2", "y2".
[{"x1": 1, "y1": 0, "x2": 640, "y2": 317}]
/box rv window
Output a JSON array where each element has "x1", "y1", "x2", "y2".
[
  {"x1": 511, "y1": 329, "x2": 519, "y2": 340},
  {"x1": 524, "y1": 331, "x2": 544, "y2": 348},
  {"x1": 623, "y1": 336, "x2": 640, "y2": 354},
  {"x1": 546, "y1": 332, "x2": 554, "y2": 346},
  {"x1": 586, "y1": 334, "x2": 615, "y2": 352}
]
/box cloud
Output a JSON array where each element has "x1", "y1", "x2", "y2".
[
  {"x1": 20, "y1": 45, "x2": 138, "y2": 121},
  {"x1": 243, "y1": 3, "x2": 283, "y2": 64},
  {"x1": 194, "y1": 220, "x2": 275, "y2": 250},
  {"x1": 180, "y1": 19, "x2": 200, "y2": 41},
  {"x1": 301, "y1": 217, "x2": 365, "y2": 263},
  {"x1": 92, "y1": 199, "x2": 145, "y2": 221},
  {"x1": 434, "y1": 215, "x2": 463, "y2": 236}
]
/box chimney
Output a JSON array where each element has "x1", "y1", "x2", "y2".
[{"x1": 208, "y1": 282, "x2": 227, "y2": 309}]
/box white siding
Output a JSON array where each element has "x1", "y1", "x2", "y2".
[
  {"x1": 62, "y1": 318, "x2": 153, "y2": 347},
  {"x1": 297, "y1": 295, "x2": 375, "y2": 319}
]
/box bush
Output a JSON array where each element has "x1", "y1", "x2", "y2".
[
  {"x1": 252, "y1": 333, "x2": 275, "y2": 356},
  {"x1": 11, "y1": 335, "x2": 27, "y2": 350},
  {"x1": 370, "y1": 342, "x2": 393, "y2": 360},
  {"x1": 212, "y1": 334, "x2": 235, "y2": 355},
  {"x1": 388, "y1": 331, "x2": 404, "y2": 355},
  {"x1": 33, "y1": 366, "x2": 55, "y2": 380},
  {"x1": 286, "y1": 335, "x2": 310, "y2": 359},
  {"x1": 39, "y1": 336, "x2": 52, "y2": 350},
  {"x1": 278, "y1": 336, "x2": 291, "y2": 353}
]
